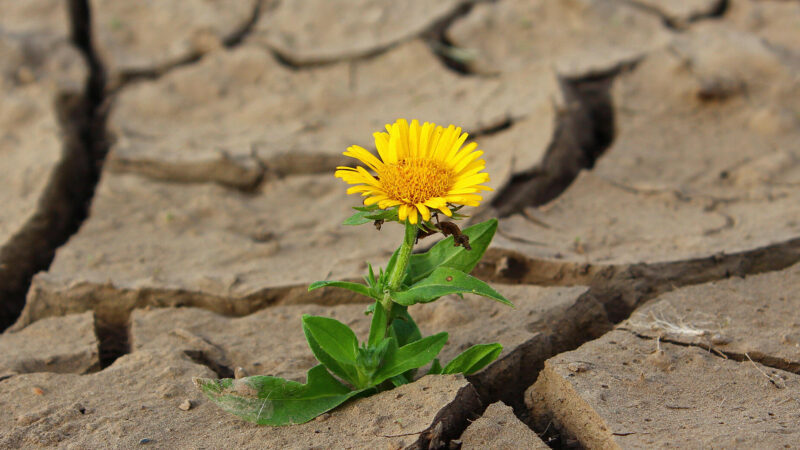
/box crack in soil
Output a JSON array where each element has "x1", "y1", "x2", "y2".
[
  {"x1": 486, "y1": 68, "x2": 618, "y2": 219},
  {"x1": 622, "y1": 0, "x2": 729, "y2": 30},
  {"x1": 622, "y1": 329, "x2": 800, "y2": 376},
  {"x1": 111, "y1": 0, "x2": 267, "y2": 89},
  {"x1": 0, "y1": 0, "x2": 109, "y2": 332},
  {"x1": 468, "y1": 236, "x2": 800, "y2": 448},
  {"x1": 265, "y1": 0, "x2": 482, "y2": 74},
  {"x1": 18, "y1": 279, "x2": 365, "y2": 368},
  {"x1": 422, "y1": 0, "x2": 477, "y2": 76},
  {"x1": 183, "y1": 349, "x2": 235, "y2": 379}
]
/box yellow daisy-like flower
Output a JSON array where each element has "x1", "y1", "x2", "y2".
[{"x1": 335, "y1": 119, "x2": 491, "y2": 224}]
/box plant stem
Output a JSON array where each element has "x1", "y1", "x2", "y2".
[{"x1": 380, "y1": 220, "x2": 416, "y2": 324}]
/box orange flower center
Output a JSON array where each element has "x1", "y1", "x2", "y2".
[{"x1": 378, "y1": 158, "x2": 454, "y2": 204}]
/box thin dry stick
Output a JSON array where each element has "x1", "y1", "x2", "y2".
[{"x1": 745, "y1": 353, "x2": 785, "y2": 389}]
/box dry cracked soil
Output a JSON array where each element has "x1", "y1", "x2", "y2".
[{"x1": 1, "y1": 0, "x2": 799, "y2": 448}]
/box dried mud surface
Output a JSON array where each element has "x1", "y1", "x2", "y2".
[
  {"x1": 527, "y1": 329, "x2": 800, "y2": 448},
  {"x1": 2, "y1": 0, "x2": 800, "y2": 447}
]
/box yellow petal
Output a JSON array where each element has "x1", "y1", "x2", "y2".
[
  {"x1": 419, "y1": 122, "x2": 434, "y2": 158},
  {"x1": 364, "y1": 195, "x2": 389, "y2": 205},
  {"x1": 453, "y1": 150, "x2": 484, "y2": 174},
  {"x1": 448, "y1": 142, "x2": 478, "y2": 168},
  {"x1": 398, "y1": 204, "x2": 409, "y2": 221},
  {"x1": 356, "y1": 166, "x2": 382, "y2": 186},
  {"x1": 389, "y1": 124, "x2": 402, "y2": 162},
  {"x1": 457, "y1": 160, "x2": 486, "y2": 178},
  {"x1": 335, "y1": 170, "x2": 370, "y2": 184},
  {"x1": 433, "y1": 125, "x2": 457, "y2": 160},
  {"x1": 452, "y1": 172, "x2": 490, "y2": 189},
  {"x1": 444, "y1": 194, "x2": 482, "y2": 206},
  {"x1": 445, "y1": 131, "x2": 468, "y2": 162},
  {"x1": 344, "y1": 145, "x2": 383, "y2": 171},
  {"x1": 408, "y1": 207, "x2": 418, "y2": 224},
  {"x1": 373, "y1": 131, "x2": 393, "y2": 164},
  {"x1": 428, "y1": 125, "x2": 444, "y2": 160},
  {"x1": 446, "y1": 187, "x2": 482, "y2": 195},
  {"x1": 347, "y1": 185, "x2": 374, "y2": 194},
  {"x1": 378, "y1": 199, "x2": 403, "y2": 209},
  {"x1": 424, "y1": 197, "x2": 447, "y2": 209},
  {"x1": 397, "y1": 119, "x2": 410, "y2": 159},
  {"x1": 409, "y1": 119, "x2": 420, "y2": 157},
  {"x1": 416, "y1": 203, "x2": 431, "y2": 221}
]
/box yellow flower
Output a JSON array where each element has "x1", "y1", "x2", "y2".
[{"x1": 335, "y1": 119, "x2": 491, "y2": 224}]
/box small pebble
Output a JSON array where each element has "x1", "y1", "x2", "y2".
[
  {"x1": 179, "y1": 399, "x2": 193, "y2": 411},
  {"x1": 234, "y1": 367, "x2": 248, "y2": 379},
  {"x1": 16, "y1": 414, "x2": 40, "y2": 426},
  {"x1": 567, "y1": 362, "x2": 591, "y2": 373},
  {"x1": 646, "y1": 349, "x2": 673, "y2": 371},
  {"x1": 31, "y1": 387, "x2": 45, "y2": 395},
  {"x1": 710, "y1": 334, "x2": 731, "y2": 345}
]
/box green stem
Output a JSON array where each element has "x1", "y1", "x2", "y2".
[{"x1": 380, "y1": 220, "x2": 417, "y2": 325}]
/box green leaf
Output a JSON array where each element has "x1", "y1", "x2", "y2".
[
  {"x1": 428, "y1": 358, "x2": 443, "y2": 375},
  {"x1": 389, "y1": 374, "x2": 411, "y2": 387},
  {"x1": 343, "y1": 207, "x2": 399, "y2": 226},
  {"x1": 302, "y1": 315, "x2": 360, "y2": 385},
  {"x1": 392, "y1": 267, "x2": 513, "y2": 307},
  {"x1": 367, "y1": 302, "x2": 387, "y2": 348},
  {"x1": 196, "y1": 365, "x2": 364, "y2": 426},
  {"x1": 388, "y1": 306, "x2": 422, "y2": 347},
  {"x1": 407, "y1": 219, "x2": 497, "y2": 284},
  {"x1": 343, "y1": 210, "x2": 375, "y2": 225},
  {"x1": 384, "y1": 247, "x2": 401, "y2": 281},
  {"x1": 372, "y1": 332, "x2": 448, "y2": 385},
  {"x1": 308, "y1": 280, "x2": 372, "y2": 299},
  {"x1": 442, "y1": 343, "x2": 503, "y2": 375}
]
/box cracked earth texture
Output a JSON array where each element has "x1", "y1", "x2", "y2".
[{"x1": 0, "y1": 0, "x2": 798, "y2": 448}]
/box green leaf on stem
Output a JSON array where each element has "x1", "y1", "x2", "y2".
[
  {"x1": 389, "y1": 374, "x2": 411, "y2": 387},
  {"x1": 388, "y1": 305, "x2": 422, "y2": 347},
  {"x1": 372, "y1": 332, "x2": 448, "y2": 385},
  {"x1": 343, "y1": 207, "x2": 399, "y2": 226},
  {"x1": 442, "y1": 343, "x2": 503, "y2": 375},
  {"x1": 195, "y1": 365, "x2": 364, "y2": 426},
  {"x1": 392, "y1": 267, "x2": 513, "y2": 307},
  {"x1": 384, "y1": 247, "x2": 400, "y2": 284},
  {"x1": 407, "y1": 218, "x2": 497, "y2": 284},
  {"x1": 307, "y1": 280, "x2": 373, "y2": 299},
  {"x1": 302, "y1": 315, "x2": 360, "y2": 385},
  {"x1": 428, "y1": 358, "x2": 443, "y2": 375},
  {"x1": 367, "y1": 302, "x2": 387, "y2": 348}
]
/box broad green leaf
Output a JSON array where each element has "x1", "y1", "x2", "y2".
[
  {"x1": 367, "y1": 302, "x2": 387, "y2": 348},
  {"x1": 442, "y1": 343, "x2": 503, "y2": 375},
  {"x1": 353, "y1": 205, "x2": 379, "y2": 212},
  {"x1": 407, "y1": 219, "x2": 497, "y2": 284},
  {"x1": 388, "y1": 306, "x2": 422, "y2": 347},
  {"x1": 343, "y1": 207, "x2": 399, "y2": 226},
  {"x1": 196, "y1": 365, "x2": 364, "y2": 426},
  {"x1": 372, "y1": 332, "x2": 448, "y2": 385},
  {"x1": 302, "y1": 315, "x2": 360, "y2": 385},
  {"x1": 343, "y1": 210, "x2": 374, "y2": 225},
  {"x1": 393, "y1": 267, "x2": 513, "y2": 307},
  {"x1": 308, "y1": 280, "x2": 372, "y2": 299},
  {"x1": 370, "y1": 208, "x2": 399, "y2": 222}
]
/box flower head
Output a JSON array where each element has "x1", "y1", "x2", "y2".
[{"x1": 335, "y1": 119, "x2": 491, "y2": 224}]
